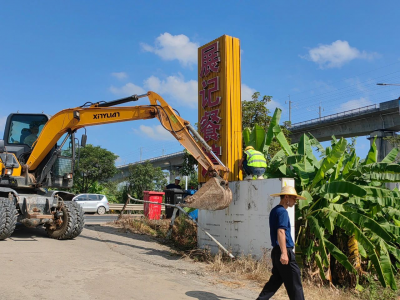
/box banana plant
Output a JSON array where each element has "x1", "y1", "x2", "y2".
[{"x1": 243, "y1": 108, "x2": 400, "y2": 290}]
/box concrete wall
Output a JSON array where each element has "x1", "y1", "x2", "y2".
[{"x1": 198, "y1": 178, "x2": 295, "y2": 259}]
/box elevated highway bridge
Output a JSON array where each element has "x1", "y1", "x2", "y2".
[
  {"x1": 110, "y1": 151, "x2": 185, "y2": 183},
  {"x1": 290, "y1": 98, "x2": 400, "y2": 161}
]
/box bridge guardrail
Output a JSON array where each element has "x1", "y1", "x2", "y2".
[{"x1": 291, "y1": 104, "x2": 378, "y2": 129}]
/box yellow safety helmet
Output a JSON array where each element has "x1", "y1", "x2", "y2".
[{"x1": 245, "y1": 146, "x2": 254, "y2": 151}]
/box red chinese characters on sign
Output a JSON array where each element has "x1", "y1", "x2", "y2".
[
  {"x1": 200, "y1": 109, "x2": 221, "y2": 142},
  {"x1": 200, "y1": 42, "x2": 220, "y2": 78},
  {"x1": 199, "y1": 77, "x2": 221, "y2": 109},
  {"x1": 199, "y1": 40, "x2": 224, "y2": 179}
]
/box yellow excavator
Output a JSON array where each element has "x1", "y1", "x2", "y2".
[{"x1": 0, "y1": 92, "x2": 232, "y2": 240}]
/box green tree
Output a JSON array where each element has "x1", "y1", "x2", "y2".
[
  {"x1": 127, "y1": 161, "x2": 167, "y2": 200},
  {"x1": 73, "y1": 144, "x2": 118, "y2": 193},
  {"x1": 181, "y1": 150, "x2": 198, "y2": 176},
  {"x1": 242, "y1": 92, "x2": 273, "y2": 129},
  {"x1": 242, "y1": 92, "x2": 291, "y2": 160}
]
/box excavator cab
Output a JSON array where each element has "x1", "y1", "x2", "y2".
[
  {"x1": 1, "y1": 113, "x2": 76, "y2": 189},
  {"x1": 3, "y1": 113, "x2": 49, "y2": 160}
]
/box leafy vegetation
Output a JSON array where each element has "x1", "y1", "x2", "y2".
[
  {"x1": 73, "y1": 144, "x2": 118, "y2": 193},
  {"x1": 242, "y1": 92, "x2": 291, "y2": 161},
  {"x1": 126, "y1": 161, "x2": 167, "y2": 200},
  {"x1": 245, "y1": 108, "x2": 400, "y2": 290}
]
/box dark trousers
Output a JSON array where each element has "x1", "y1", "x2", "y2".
[
  {"x1": 257, "y1": 247, "x2": 305, "y2": 300},
  {"x1": 243, "y1": 160, "x2": 265, "y2": 176}
]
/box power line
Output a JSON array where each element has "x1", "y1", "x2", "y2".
[{"x1": 279, "y1": 61, "x2": 400, "y2": 100}]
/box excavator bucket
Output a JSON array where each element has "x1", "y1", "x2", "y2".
[{"x1": 184, "y1": 177, "x2": 232, "y2": 210}]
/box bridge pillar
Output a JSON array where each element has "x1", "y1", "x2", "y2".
[
  {"x1": 369, "y1": 130, "x2": 398, "y2": 190},
  {"x1": 369, "y1": 130, "x2": 396, "y2": 162}
]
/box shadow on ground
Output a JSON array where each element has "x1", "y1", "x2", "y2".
[
  {"x1": 1, "y1": 224, "x2": 47, "y2": 241},
  {"x1": 186, "y1": 291, "x2": 244, "y2": 300},
  {"x1": 83, "y1": 224, "x2": 181, "y2": 261}
]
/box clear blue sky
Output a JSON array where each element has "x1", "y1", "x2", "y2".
[{"x1": 1, "y1": 1, "x2": 399, "y2": 165}]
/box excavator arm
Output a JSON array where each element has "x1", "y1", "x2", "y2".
[{"x1": 26, "y1": 91, "x2": 232, "y2": 210}]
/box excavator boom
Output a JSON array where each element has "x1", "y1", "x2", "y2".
[{"x1": 25, "y1": 92, "x2": 232, "y2": 210}]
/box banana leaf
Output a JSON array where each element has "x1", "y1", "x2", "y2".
[
  {"x1": 247, "y1": 124, "x2": 266, "y2": 152},
  {"x1": 324, "y1": 239, "x2": 356, "y2": 274},
  {"x1": 342, "y1": 149, "x2": 356, "y2": 177},
  {"x1": 382, "y1": 207, "x2": 400, "y2": 219},
  {"x1": 381, "y1": 147, "x2": 399, "y2": 163},
  {"x1": 270, "y1": 149, "x2": 286, "y2": 163},
  {"x1": 340, "y1": 212, "x2": 393, "y2": 242},
  {"x1": 312, "y1": 138, "x2": 347, "y2": 187},
  {"x1": 298, "y1": 190, "x2": 313, "y2": 210},
  {"x1": 286, "y1": 154, "x2": 304, "y2": 165},
  {"x1": 379, "y1": 239, "x2": 396, "y2": 290},
  {"x1": 387, "y1": 243, "x2": 400, "y2": 263},
  {"x1": 361, "y1": 186, "x2": 392, "y2": 198},
  {"x1": 358, "y1": 242, "x2": 367, "y2": 258},
  {"x1": 363, "y1": 136, "x2": 377, "y2": 165},
  {"x1": 298, "y1": 134, "x2": 319, "y2": 166},
  {"x1": 320, "y1": 181, "x2": 367, "y2": 199},
  {"x1": 308, "y1": 216, "x2": 329, "y2": 267},
  {"x1": 368, "y1": 236, "x2": 397, "y2": 290},
  {"x1": 361, "y1": 163, "x2": 400, "y2": 182},
  {"x1": 273, "y1": 125, "x2": 293, "y2": 156},
  {"x1": 330, "y1": 155, "x2": 344, "y2": 182},
  {"x1": 315, "y1": 253, "x2": 327, "y2": 280},
  {"x1": 349, "y1": 196, "x2": 400, "y2": 209},
  {"x1": 307, "y1": 132, "x2": 326, "y2": 156},
  {"x1": 264, "y1": 108, "x2": 282, "y2": 154},
  {"x1": 328, "y1": 203, "x2": 345, "y2": 212},
  {"x1": 323, "y1": 209, "x2": 390, "y2": 288},
  {"x1": 323, "y1": 209, "x2": 336, "y2": 234},
  {"x1": 292, "y1": 162, "x2": 312, "y2": 187}
]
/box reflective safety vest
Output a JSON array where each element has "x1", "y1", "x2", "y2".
[{"x1": 245, "y1": 149, "x2": 267, "y2": 168}]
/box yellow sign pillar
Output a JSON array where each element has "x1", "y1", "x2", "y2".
[{"x1": 198, "y1": 35, "x2": 242, "y2": 182}]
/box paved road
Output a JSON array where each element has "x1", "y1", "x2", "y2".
[
  {"x1": 0, "y1": 224, "x2": 256, "y2": 300},
  {"x1": 84, "y1": 214, "x2": 119, "y2": 224}
]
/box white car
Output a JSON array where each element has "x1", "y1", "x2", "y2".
[{"x1": 72, "y1": 194, "x2": 110, "y2": 215}]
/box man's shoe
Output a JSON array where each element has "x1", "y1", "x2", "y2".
[
  {"x1": 244, "y1": 175, "x2": 253, "y2": 180},
  {"x1": 257, "y1": 175, "x2": 264, "y2": 180}
]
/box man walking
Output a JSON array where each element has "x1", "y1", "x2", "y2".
[
  {"x1": 257, "y1": 186, "x2": 305, "y2": 300},
  {"x1": 239, "y1": 146, "x2": 267, "y2": 180}
]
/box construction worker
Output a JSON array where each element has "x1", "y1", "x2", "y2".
[
  {"x1": 239, "y1": 146, "x2": 267, "y2": 180},
  {"x1": 165, "y1": 176, "x2": 182, "y2": 189},
  {"x1": 24, "y1": 124, "x2": 40, "y2": 147}
]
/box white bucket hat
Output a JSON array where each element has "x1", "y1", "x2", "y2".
[{"x1": 270, "y1": 186, "x2": 306, "y2": 200}]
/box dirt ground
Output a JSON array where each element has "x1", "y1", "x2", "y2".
[
  {"x1": 0, "y1": 224, "x2": 259, "y2": 300},
  {"x1": 1, "y1": 223, "x2": 388, "y2": 300}
]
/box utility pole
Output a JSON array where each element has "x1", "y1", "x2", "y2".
[
  {"x1": 319, "y1": 102, "x2": 324, "y2": 119},
  {"x1": 140, "y1": 147, "x2": 143, "y2": 161},
  {"x1": 286, "y1": 95, "x2": 292, "y2": 124}
]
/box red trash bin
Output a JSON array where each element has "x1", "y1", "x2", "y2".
[{"x1": 143, "y1": 191, "x2": 164, "y2": 220}]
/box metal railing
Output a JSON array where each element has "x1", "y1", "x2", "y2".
[
  {"x1": 108, "y1": 203, "x2": 165, "y2": 211},
  {"x1": 116, "y1": 151, "x2": 184, "y2": 169},
  {"x1": 291, "y1": 104, "x2": 379, "y2": 129}
]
